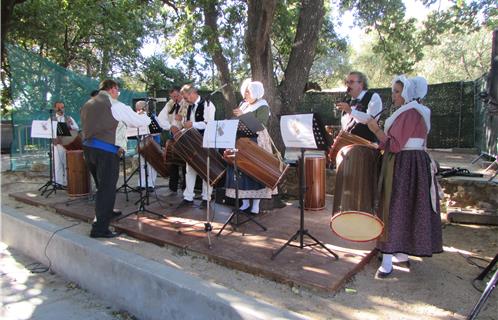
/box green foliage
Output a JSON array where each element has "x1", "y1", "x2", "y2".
[
  {"x1": 341, "y1": 0, "x2": 497, "y2": 78},
  {"x1": 138, "y1": 54, "x2": 189, "y2": 92},
  {"x1": 414, "y1": 28, "x2": 492, "y2": 83},
  {"x1": 9, "y1": 0, "x2": 163, "y2": 78}
]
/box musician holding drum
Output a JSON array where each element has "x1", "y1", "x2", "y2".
[
  {"x1": 176, "y1": 84, "x2": 216, "y2": 210},
  {"x1": 50, "y1": 101, "x2": 79, "y2": 187},
  {"x1": 335, "y1": 71, "x2": 383, "y2": 142},
  {"x1": 157, "y1": 87, "x2": 189, "y2": 195},
  {"x1": 366, "y1": 75, "x2": 442, "y2": 278},
  {"x1": 225, "y1": 79, "x2": 277, "y2": 215},
  {"x1": 135, "y1": 100, "x2": 160, "y2": 191}
]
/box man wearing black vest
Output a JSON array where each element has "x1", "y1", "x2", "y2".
[
  {"x1": 177, "y1": 84, "x2": 216, "y2": 209},
  {"x1": 81, "y1": 79, "x2": 150, "y2": 238},
  {"x1": 336, "y1": 71, "x2": 383, "y2": 142}
]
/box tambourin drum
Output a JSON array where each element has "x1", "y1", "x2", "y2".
[
  {"x1": 138, "y1": 136, "x2": 170, "y2": 177},
  {"x1": 224, "y1": 137, "x2": 289, "y2": 190},
  {"x1": 61, "y1": 130, "x2": 83, "y2": 150},
  {"x1": 66, "y1": 150, "x2": 90, "y2": 197},
  {"x1": 328, "y1": 130, "x2": 374, "y2": 165},
  {"x1": 173, "y1": 128, "x2": 226, "y2": 186},
  {"x1": 304, "y1": 154, "x2": 326, "y2": 210},
  {"x1": 163, "y1": 139, "x2": 185, "y2": 166},
  {"x1": 330, "y1": 145, "x2": 384, "y2": 242}
]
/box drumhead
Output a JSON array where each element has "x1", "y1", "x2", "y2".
[{"x1": 330, "y1": 211, "x2": 384, "y2": 242}]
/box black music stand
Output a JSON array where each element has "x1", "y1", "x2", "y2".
[
  {"x1": 38, "y1": 115, "x2": 70, "y2": 197},
  {"x1": 467, "y1": 254, "x2": 498, "y2": 320},
  {"x1": 217, "y1": 115, "x2": 267, "y2": 236},
  {"x1": 271, "y1": 113, "x2": 338, "y2": 260},
  {"x1": 117, "y1": 129, "x2": 164, "y2": 221},
  {"x1": 115, "y1": 153, "x2": 140, "y2": 201}
]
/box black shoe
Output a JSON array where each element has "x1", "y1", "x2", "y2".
[
  {"x1": 112, "y1": 209, "x2": 122, "y2": 217},
  {"x1": 198, "y1": 200, "x2": 208, "y2": 209},
  {"x1": 147, "y1": 187, "x2": 155, "y2": 193},
  {"x1": 90, "y1": 229, "x2": 119, "y2": 238},
  {"x1": 176, "y1": 199, "x2": 194, "y2": 209}
]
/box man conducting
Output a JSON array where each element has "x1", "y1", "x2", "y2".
[{"x1": 81, "y1": 80, "x2": 150, "y2": 238}]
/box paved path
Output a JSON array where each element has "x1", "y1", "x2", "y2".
[{"x1": 1, "y1": 243, "x2": 135, "y2": 320}]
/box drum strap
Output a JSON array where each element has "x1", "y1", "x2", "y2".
[{"x1": 264, "y1": 125, "x2": 285, "y2": 171}]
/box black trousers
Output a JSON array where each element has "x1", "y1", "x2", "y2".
[
  {"x1": 168, "y1": 164, "x2": 186, "y2": 192},
  {"x1": 83, "y1": 146, "x2": 120, "y2": 233}
]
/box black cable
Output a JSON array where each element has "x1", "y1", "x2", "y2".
[{"x1": 25, "y1": 221, "x2": 81, "y2": 274}]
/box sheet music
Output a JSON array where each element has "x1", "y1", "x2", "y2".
[
  {"x1": 280, "y1": 114, "x2": 317, "y2": 149},
  {"x1": 203, "y1": 120, "x2": 239, "y2": 149},
  {"x1": 126, "y1": 126, "x2": 150, "y2": 137},
  {"x1": 31, "y1": 120, "x2": 58, "y2": 139}
]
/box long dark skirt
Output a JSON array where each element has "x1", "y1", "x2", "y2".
[{"x1": 377, "y1": 150, "x2": 443, "y2": 257}]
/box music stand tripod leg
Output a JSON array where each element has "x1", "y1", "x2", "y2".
[
  {"x1": 467, "y1": 257, "x2": 498, "y2": 320},
  {"x1": 117, "y1": 136, "x2": 164, "y2": 221},
  {"x1": 271, "y1": 148, "x2": 338, "y2": 260},
  {"x1": 39, "y1": 114, "x2": 65, "y2": 198},
  {"x1": 217, "y1": 150, "x2": 267, "y2": 236}
]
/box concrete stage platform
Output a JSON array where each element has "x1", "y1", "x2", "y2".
[{"x1": 10, "y1": 189, "x2": 376, "y2": 293}]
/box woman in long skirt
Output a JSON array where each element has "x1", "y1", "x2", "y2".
[{"x1": 367, "y1": 75, "x2": 443, "y2": 278}]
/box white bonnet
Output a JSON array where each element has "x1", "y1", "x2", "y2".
[
  {"x1": 240, "y1": 79, "x2": 265, "y2": 100},
  {"x1": 392, "y1": 75, "x2": 428, "y2": 103}
]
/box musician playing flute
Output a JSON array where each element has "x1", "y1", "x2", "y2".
[
  {"x1": 335, "y1": 71, "x2": 383, "y2": 142},
  {"x1": 225, "y1": 79, "x2": 277, "y2": 215},
  {"x1": 50, "y1": 101, "x2": 79, "y2": 187},
  {"x1": 176, "y1": 84, "x2": 216, "y2": 210}
]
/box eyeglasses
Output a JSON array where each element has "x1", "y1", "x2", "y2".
[{"x1": 344, "y1": 80, "x2": 361, "y2": 85}]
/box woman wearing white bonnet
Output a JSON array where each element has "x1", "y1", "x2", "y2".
[
  {"x1": 367, "y1": 75, "x2": 442, "y2": 278},
  {"x1": 225, "y1": 79, "x2": 276, "y2": 214}
]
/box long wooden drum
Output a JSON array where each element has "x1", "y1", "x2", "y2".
[
  {"x1": 62, "y1": 130, "x2": 83, "y2": 150},
  {"x1": 330, "y1": 145, "x2": 384, "y2": 242},
  {"x1": 66, "y1": 150, "x2": 90, "y2": 197},
  {"x1": 224, "y1": 137, "x2": 289, "y2": 190},
  {"x1": 163, "y1": 139, "x2": 185, "y2": 166},
  {"x1": 173, "y1": 128, "x2": 226, "y2": 186},
  {"x1": 328, "y1": 130, "x2": 374, "y2": 165},
  {"x1": 304, "y1": 154, "x2": 326, "y2": 210},
  {"x1": 138, "y1": 136, "x2": 170, "y2": 177}
]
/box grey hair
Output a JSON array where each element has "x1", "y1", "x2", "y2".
[
  {"x1": 180, "y1": 83, "x2": 198, "y2": 95},
  {"x1": 349, "y1": 71, "x2": 369, "y2": 90}
]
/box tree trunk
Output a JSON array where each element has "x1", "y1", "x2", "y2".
[
  {"x1": 246, "y1": 0, "x2": 324, "y2": 151},
  {"x1": 203, "y1": 0, "x2": 238, "y2": 114},
  {"x1": 246, "y1": 0, "x2": 281, "y2": 146}
]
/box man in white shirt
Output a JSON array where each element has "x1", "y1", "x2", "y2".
[
  {"x1": 157, "y1": 87, "x2": 189, "y2": 195},
  {"x1": 335, "y1": 71, "x2": 383, "y2": 142},
  {"x1": 134, "y1": 100, "x2": 159, "y2": 191},
  {"x1": 176, "y1": 84, "x2": 216, "y2": 209},
  {"x1": 81, "y1": 79, "x2": 150, "y2": 238},
  {"x1": 51, "y1": 101, "x2": 79, "y2": 187}
]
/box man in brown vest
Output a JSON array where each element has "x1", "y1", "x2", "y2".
[{"x1": 81, "y1": 79, "x2": 150, "y2": 238}]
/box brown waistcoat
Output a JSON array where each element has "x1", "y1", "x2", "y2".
[{"x1": 80, "y1": 92, "x2": 118, "y2": 145}]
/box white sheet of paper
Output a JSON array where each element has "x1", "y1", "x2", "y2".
[
  {"x1": 31, "y1": 120, "x2": 58, "y2": 139},
  {"x1": 203, "y1": 120, "x2": 239, "y2": 149},
  {"x1": 126, "y1": 126, "x2": 150, "y2": 137},
  {"x1": 280, "y1": 114, "x2": 317, "y2": 149}
]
